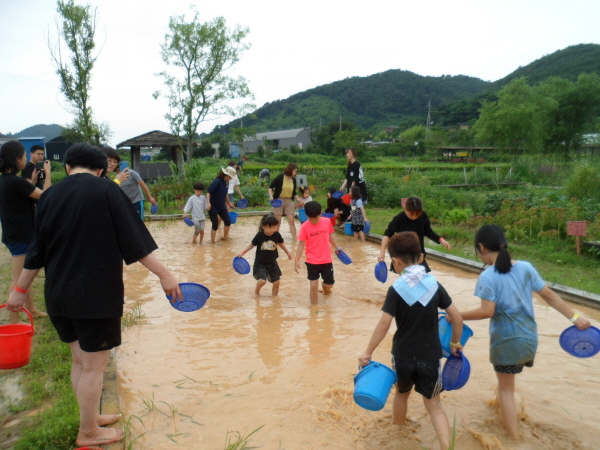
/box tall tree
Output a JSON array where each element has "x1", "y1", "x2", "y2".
[
  {"x1": 48, "y1": 0, "x2": 109, "y2": 144},
  {"x1": 154, "y1": 9, "x2": 254, "y2": 174}
]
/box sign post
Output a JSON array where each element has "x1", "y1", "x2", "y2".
[{"x1": 567, "y1": 221, "x2": 587, "y2": 256}]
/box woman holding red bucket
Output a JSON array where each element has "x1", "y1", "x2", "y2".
[
  {"x1": 6, "y1": 143, "x2": 182, "y2": 448},
  {"x1": 0, "y1": 140, "x2": 52, "y2": 324}
]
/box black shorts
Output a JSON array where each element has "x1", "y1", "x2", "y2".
[
  {"x1": 253, "y1": 262, "x2": 282, "y2": 283},
  {"x1": 50, "y1": 316, "x2": 121, "y2": 352},
  {"x1": 305, "y1": 262, "x2": 335, "y2": 285},
  {"x1": 494, "y1": 360, "x2": 534, "y2": 374},
  {"x1": 392, "y1": 357, "x2": 443, "y2": 399},
  {"x1": 351, "y1": 224, "x2": 364, "y2": 233}
]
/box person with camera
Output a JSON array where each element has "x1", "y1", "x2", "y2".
[{"x1": 20, "y1": 144, "x2": 48, "y2": 190}]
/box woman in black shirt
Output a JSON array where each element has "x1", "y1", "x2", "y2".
[
  {"x1": 0, "y1": 140, "x2": 51, "y2": 323},
  {"x1": 339, "y1": 147, "x2": 368, "y2": 204},
  {"x1": 378, "y1": 196, "x2": 450, "y2": 272}
]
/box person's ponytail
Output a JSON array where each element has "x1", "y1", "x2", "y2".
[{"x1": 474, "y1": 224, "x2": 512, "y2": 274}]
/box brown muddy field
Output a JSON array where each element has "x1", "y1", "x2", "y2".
[{"x1": 117, "y1": 217, "x2": 600, "y2": 449}]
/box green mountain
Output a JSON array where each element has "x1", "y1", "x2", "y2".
[
  {"x1": 212, "y1": 70, "x2": 489, "y2": 135},
  {"x1": 4, "y1": 124, "x2": 63, "y2": 141},
  {"x1": 434, "y1": 44, "x2": 600, "y2": 126}
]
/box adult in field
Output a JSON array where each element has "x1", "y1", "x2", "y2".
[
  {"x1": 378, "y1": 196, "x2": 450, "y2": 273},
  {"x1": 227, "y1": 160, "x2": 245, "y2": 206},
  {"x1": 6, "y1": 143, "x2": 182, "y2": 447},
  {"x1": 339, "y1": 147, "x2": 368, "y2": 204},
  {"x1": 0, "y1": 140, "x2": 51, "y2": 324},
  {"x1": 207, "y1": 166, "x2": 236, "y2": 243},
  {"x1": 20, "y1": 144, "x2": 47, "y2": 190},
  {"x1": 268, "y1": 163, "x2": 299, "y2": 241}
]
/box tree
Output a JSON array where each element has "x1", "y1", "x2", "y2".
[
  {"x1": 154, "y1": 9, "x2": 254, "y2": 175},
  {"x1": 229, "y1": 126, "x2": 256, "y2": 156},
  {"x1": 48, "y1": 0, "x2": 109, "y2": 144}
]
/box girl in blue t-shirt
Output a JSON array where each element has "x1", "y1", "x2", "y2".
[{"x1": 459, "y1": 224, "x2": 591, "y2": 439}]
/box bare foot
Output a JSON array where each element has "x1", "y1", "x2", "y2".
[
  {"x1": 31, "y1": 310, "x2": 48, "y2": 319},
  {"x1": 191, "y1": 240, "x2": 197, "y2": 244},
  {"x1": 98, "y1": 414, "x2": 121, "y2": 426},
  {"x1": 76, "y1": 426, "x2": 123, "y2": 446}
]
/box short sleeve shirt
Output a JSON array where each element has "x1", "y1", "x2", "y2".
[
  {"x1": 21, "y1": 162, "x2": 45, "y2": 189},
  {"x1": 207, "y1": 178, "x2": 228, "y2": 212},
  {"x1": 0, "y1": 173, "x2": 37, "y2": 244},
  {"x1": 298, "y1": 217, "x2": 334, "y2": 264},
  {"x1": 382, "y1": 281, "x2": 452, "y2": 360},
  {"x1": 24, "y1": 173, "x2": 158, "y2": 319},
  {"x1": 228, "y1": 176, "x2": 240, "y2": 194},
  {"x1": 119, "y1": 169, "x2": 143, "y2": 203},
  {"x1": 474, "y1": 261, "x2": 546, "y2": 365},
  {"x1": 252, "y1": 231, "x2": 284, "y2": 264},
  {"x1": 183, "y1": 194, "x2": 207, "y2": 221}
]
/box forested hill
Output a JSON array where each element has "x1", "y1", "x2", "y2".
[
  {"x1": 434, "y1": 44, "x2": 600, "y2": 126},
  {"x1": 3, "y1": 124, "x2": 63, "y2": 141},
  {"x1": 212, "y1": 70, "x2": 490, "y2": 134}
]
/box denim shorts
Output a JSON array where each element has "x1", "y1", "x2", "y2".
[{"x1": 5, "y1": 242, "x2": 30, "y2": 257}]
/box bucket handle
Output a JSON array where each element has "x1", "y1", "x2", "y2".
[{"x1": 0, "y1": 304, "x2": 35, "y2": 335}]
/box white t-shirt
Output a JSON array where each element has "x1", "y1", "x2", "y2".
[{"x1": 228, "y1": 177, "x2": 240, "y2": 194}]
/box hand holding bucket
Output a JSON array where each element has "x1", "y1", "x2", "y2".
[
  {"x1": 438, "y1": 312, "x2": 473, "y2": 358},
  {"x1": 0, "y1": 304, "x2": 35, "y2": 370}
]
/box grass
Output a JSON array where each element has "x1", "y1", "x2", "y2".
[
  {"x1": 224, "y1": 425, "x2": 264, "y2": 450},
  {"x1": 121, "y1": 302, "x2": 146, "y2": 329}
]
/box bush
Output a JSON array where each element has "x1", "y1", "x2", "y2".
[{"x1": 564, "y1": 161, "x2": 600, "y2": 202}]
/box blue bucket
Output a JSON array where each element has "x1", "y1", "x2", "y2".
[
  {"x1": 364, "y1": 222, "x2": 371, "y2": 234},
  {"x1": 229, "y1": 211, "x2": 238, "y2": 224},
  {"x1": 438, "y1": 312, "x2": 474, "y2": 358},
  {"x1": 344, "y1": 222, "x2": 353, "y2": 236},
  {"x1": 353, "y1": 361, "x2": 397, "y2": 411},
  {"x1": 298, "y1": 209, "x2": 307, "y2": 222}
]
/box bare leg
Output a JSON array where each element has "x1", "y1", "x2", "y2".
[
  {"x1": 211, "y1": 229, "x2": 217, "y2": 243},
  {"x1": 9, "y1": 255, "x2": 46, "y2": 324},
  {"x1": 222, "y1": 225, "x2": 230, "y2": 240},
  {"x1": 359, "y1": 231, "x2": 365, "y2": 243},
  {"x1": 70, "y1": 342, "x2": 123, "y2": 446},
  {"x1": 422, "y1": 395, "x2": 451, "y2": 450},
  {"x1": 496, "y1": 372, "x2": 519, "y2": 438},
  {"x1": 255, "y1": 279, "x2": 267, "y2": 294},
  {"x1": 274, "y1": 214, "x2": 283, "y2": 232},
  {"x1": 199, "y1": 230, "x2": 204, "y2": 244},
  {"x1": 309, "y1": 280, "x2": 319, "y2": 305},
  {"x1": 192, "y1": 233, "x2": 198, "y2": 244},
  {"x1": 272, "y1": 280, "x2": 280, "y2": 296},
  {"x1": 286, "y1": 214, "x2": 297, "y2": 240},
  {"x1": 322, "y1": 283, "x2": 333, "y2": 295},
  {"x1": 393, "y1": 390, "x2": 411, "y2": 425},
  {"x1": 353, "y1": 232, "x2": 358, "y2": 241}
]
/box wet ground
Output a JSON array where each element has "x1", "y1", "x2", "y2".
[{"x1": 118, "y1": 218, "x2": 600, "y2": 449}]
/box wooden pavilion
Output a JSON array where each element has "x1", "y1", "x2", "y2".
[{"x1": 116, "y1": 130, "x2": 183, "y2": 171}]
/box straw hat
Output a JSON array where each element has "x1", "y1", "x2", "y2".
[{"x1": 222, "y1": 166, "x2": 237, "y2": 179}]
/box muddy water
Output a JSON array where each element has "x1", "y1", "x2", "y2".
[{"x1": 118, "y1": 218, "x2": 600, "y2": 449}]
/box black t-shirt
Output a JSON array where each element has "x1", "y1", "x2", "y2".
[
  {"x1": 345, "y1": 161, "x2": 368, "y2": 202},
  {"x1": 382, "y1": 282, "x2": 452, "y2": 361},
  {"x1": 24, "y1": 173, "x2": 158, "y2": 319},
  {"x1": 0, "y1": 173, "x2": 37, "y2": 244},
  {"x1": 251, "y1": 231, "x2": 283, "y2": 264},
  {"x1": 383, "y1": 211, "x2": 441, "y2": 255},
  {"x1": 21, "y1": 161, "x2": 44, "y2": 190}
]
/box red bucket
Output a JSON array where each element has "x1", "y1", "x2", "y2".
[
  {"x1": 329, "y1": 216, "x2": 337, "y2": 227},
  {"x1": 0, "y1": 304, "x2": 35, "y2": 370},
  {"x1": 342, "y1": 194, "x2": 351, "y2": 206}
]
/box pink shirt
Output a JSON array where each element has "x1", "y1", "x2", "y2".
[{"x1": 298, "y1": 217, "x2": 334, "y2": 264}]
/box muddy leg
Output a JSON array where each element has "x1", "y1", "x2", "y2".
[
  {"x1": 422, "y1": 395, "x2": 451, "y2": 450},
  {"x1": 309, "y1": 279, "x2": 319, "y2": 305},
  {"x1": 255, "y1": 279, "x2": 267, "y2": 295},
  {"x1": 272, "y1": 280, "x2": 280, "y2": 296},
  {"x1": 496, "y1": 372, "x2": 519, "y2": 439}
]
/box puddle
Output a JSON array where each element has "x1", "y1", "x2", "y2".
[
  {"x1": 0, "y1": 375, "x2": 23, "y2": 417},
  {"x1": 117, "y1": 218, "x2": 600, "y2": 449}
]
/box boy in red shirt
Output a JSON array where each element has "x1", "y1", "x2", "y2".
[{"x1": 294, "y1": 201, "x2": 342, "y2": 304}]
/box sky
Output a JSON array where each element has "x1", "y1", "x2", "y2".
[{"x1": 1, "y1": 0, "x2": 599, "y2": 147}]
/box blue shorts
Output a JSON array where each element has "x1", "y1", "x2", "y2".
[{"x1": 5, "y1": 242, "x2": 30, "y2": 257}]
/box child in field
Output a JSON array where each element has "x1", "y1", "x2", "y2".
[
  {"x1": 349, "y1": 185, "x2": 368, "y2": 242},
  {"x1": 295, "y1": 186, "x2": 312, "y2": 224},
  {"x1": 359, "y1": 232, "x2": 463, "y2": 450},
  {"x1": 237, "y1": 214, "x2": 292, "y2": 296},
  {"x1": 183, "y1": 182, "x2": 207, "y2": 244},
  {"x1": 325, "y1": 187, "x2": 350, "y2": 228},
  {"x1": 459, "y1": 224, "x2": 591, "y2": 439},
  {"x1": 294, "y1": 201, "x2": 342, "y2": 305}
]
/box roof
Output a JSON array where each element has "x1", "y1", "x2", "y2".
[
  {"x1": 117, "y1": 130, "x2": 182, "y2": 148},
  {"x1": 244, "y1": 128, "x2": 307, "y2": 142}
]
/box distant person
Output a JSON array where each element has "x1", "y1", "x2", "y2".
[
  {"x1": 259, "y1": 168, "x2": 270, "y2": 183},
  {"x1": 294, "y1": 201, "x2": 342, "y2": 305},
  {"x1": 349, "y1": 185, "x2": 368, "y2": 242},
  {"x1": 359, "y1": 231, "x2": 463, "y2": 450},
  {"x1": 6, "y1": 143, "x2": 182, "y2": 448},
  {"x1": 0, "y1": 140, "x2": 51, "y2": 324},
  {"x1": 100, "y1": 147, "x2": 131, "y2": 185},
  {"x1": 183, "y1": 182, "x2": 207, "y2": 244},
  {"x1": 378, "y1": 196, "x2": 450, "y2": 273},
  {"x1": 459, "y1": 224, "x2": 592, "y2": 439},
  {"x1": 20, "y1": 144, "x2": 46, "y2": 190},
  {"x1": 269, "y1": 163, "x2": 299, "y2": 241},
  {"x1": 236, "y1": 214, "x2": 292, "y2": 296},
  {"x1": 227, "y1": 160, "x2": 245, "y2": 206},
  {"x1": 339, "y1": 147, "x2": 368, "y2": 204},
  {"x1": 295, "y1": 186, "x2": 312, "y2": 224},
  {"x1": 206, "y1": 166, "x2": 236, "y2": 243}
]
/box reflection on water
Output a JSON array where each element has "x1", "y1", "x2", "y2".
[{"x1": 117, "y1": 218, "x2": 600, "y2": 449}]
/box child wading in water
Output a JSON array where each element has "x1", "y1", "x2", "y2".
[
  {"x1": 294, "y1": 201, "x2": 342, "y2": 305},
  {"x1": 183, "y1": 182, "x2": 207, "y2": 244},
  {"x1": 359, "y1": 232, "x2": 463, "y2": 450},
  {"x1": 237, "y1": 214, "x2": 292, "y2": 296},
  {"x1": 349, "y1": 185, "x2": 368, "y2": 242},
  {"x1": 295, "y1": 186, "x2": 312, "y2": 224},
  {"x1": 459, "y1": 224, "x2": 591, "y2": 439}
]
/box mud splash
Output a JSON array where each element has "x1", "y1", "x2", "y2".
[{"x1": 117, "y1": 218, "x2": 600, "y2": 449}]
